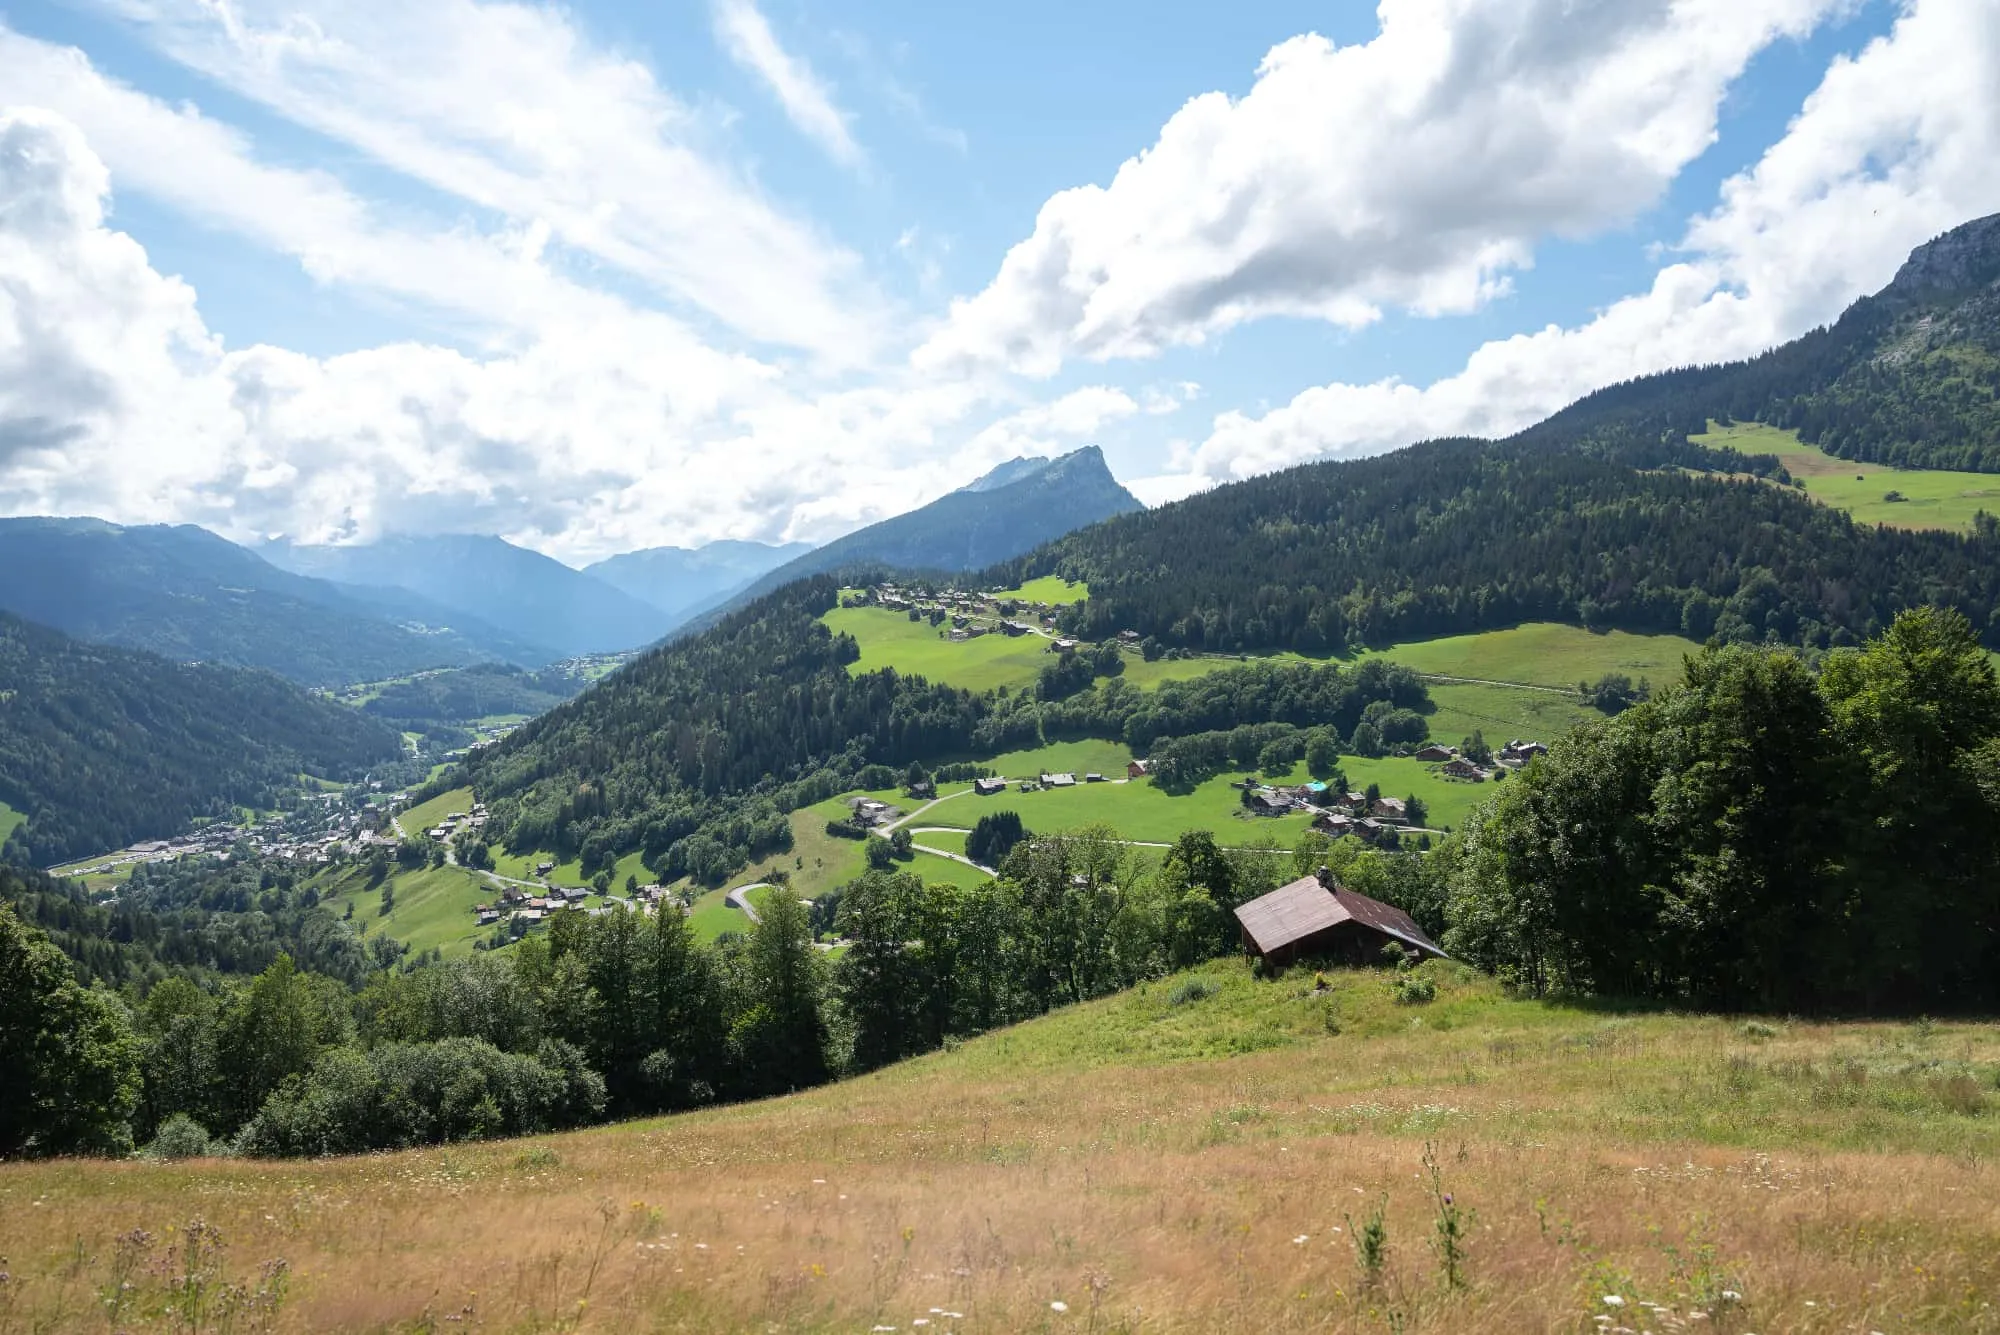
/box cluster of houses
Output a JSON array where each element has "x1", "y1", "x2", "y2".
[
  {"x1": 424, "y1": 802, "x2": 491, "y2": 842},
  {"x1": 1411, "y1": 738, "x2": 1547, "y2": 782},
  {"x1": 475, "y1": 881, "x2": 593, "y2": 928},
  {"x1": 66, "y1": 787, "x2": 418, "y2": 877}
]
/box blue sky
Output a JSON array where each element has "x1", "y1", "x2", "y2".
[{"x1": 0, "y1": 0, "x2": 1995, "y2": 562}]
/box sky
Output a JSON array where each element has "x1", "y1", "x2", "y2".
[{"x1": 0, "y1": 0, "x2": 1997, "y2": 566}]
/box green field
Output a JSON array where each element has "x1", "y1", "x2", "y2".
[
  {"x1": 823, "y1": 604, "x2": 1062, "y2": 692},
  {"x1": 1364, "y1": 622, "x2": 1700, "y2": 690},
  {"x1": 398, "y1": 786, "x2": 474, "y2": 836},
  {"x1": 912, "y1": 827, "x2": 969, "y2": 856},
  {"x1": 1423, "y1": 680, "x2": 1598, "y2": 752},
  {"x1": 319, "y1": 862, "x2": 501, "y2": 959},
  {"x1": 995, "y1": 574, "x2": 1090, "y2": 605},
  {"x1": 488, "y1": 847, "x2": 650, "y2": 892},
  {"x1": 1694, "y1": 420, "x2": 2000, "y2": 532},
  {"x1": 0, "y1": 800, "x2": 23, "y2": 851}
]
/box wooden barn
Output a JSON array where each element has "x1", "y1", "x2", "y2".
[{"x1": 1232, "y1": 867, "x2": 1446, "y2": 966}]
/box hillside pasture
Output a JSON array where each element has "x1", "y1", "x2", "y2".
[
  {"x1": 397, "y1": 786, "x2": 474, "y2": 837},
  {"x1": 1694, "y1": 420, "x2": 2000, "y2": 532},
  {"x1": 824, "y1": 604, "x2": 1062, "y2": 692},
  {"x1": 7, "y1": 963, "x2": 1994, "y2": 1332},
  {"x1": 317, "y1": 862, "x2": 498, "y2": 959},
  {"x1": 0, "y1": 799, "x2": 23, "y2": 850},
  {"x1": 995, "y1": 573, "x2": 1090, "y2": 604},
  {"x1": 1363, "y1": 622, "x2": 1701, "y2": 690}
]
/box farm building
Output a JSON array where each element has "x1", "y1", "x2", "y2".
[
  {"x1": 1414, "y1": 744, "x2": 1457, "y2": 762},
  {"x1": 974, "y1": 777, "x2": 1007, "y2": 796},
  {"x1": 1246, "y1": 790, "x2": 1293, "y2": 816},
  {"x1": 1233, "y1": 869, "x2": 1446, "y2": 967},
  {"x1": 1442, "y1": 758, "x2": 1486, "y2": 780},
  {"x1": 1127, "y1": 759, "x2": 1152, "y2": 779}
]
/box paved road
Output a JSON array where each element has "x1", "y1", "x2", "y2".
[{"x1": 725, "y1": 882, "x2": 770, "y2": 923}]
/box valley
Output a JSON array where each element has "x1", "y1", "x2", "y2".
[{"x1": 6, "y1": 206, "x2": 2000, "y2": 1334}]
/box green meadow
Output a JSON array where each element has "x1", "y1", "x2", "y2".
[
  {"x1": 0, "y1": 800, "x2": 23, "y2": 851},
  {"x1": 1693, "y1": 420, "x2": 2000, "y2": 532},
  {"x1": 398, "y1": 786, "x2": 474, "y2": 835},
  {"x1": 317, "y1": 862, "x2": 501, "y2": 960},
  {"x1": 822, "y1": 604, "x2": 1061, "y2": 693},
  {"x1": 1362, "y1": 621, "x2": 1700, "y2": 689},
  {"x1": 994, "y1": 573, "x2": 1090, "y2": 605}
]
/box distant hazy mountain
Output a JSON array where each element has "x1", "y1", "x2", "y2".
[
  {"x1": 0, "y1": 611, "x2": 402, "y2": 866},
  {"x1": 585, "y1": 539, "x2": 813, "y2": 626},
  {"x1": 263, "y1": 533, "x2": 672, "y2": 658},
  {"x1": 0, "y1": 518, "x2": 547, "y2": 687},
  {"x1": 713, "y1": 447, "x2": 1142, "y2": 615}
]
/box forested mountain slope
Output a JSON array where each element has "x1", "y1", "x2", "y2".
[
  {"x1": 0, "y1": 613, "x2": 402, "y2": 866},
  {"x1": 264, "y1": 533, "x2": 671, "y2": 658},
  {"x1": 0, "y1": 518, "x2": 545, "y2": 685},
  {"x1": 995, "y1": 217, "x2": 2000, "y2": 655},
  {"x1": 1007, "y1": 438, "x2": 2000, "y2": 654},
  {"x1": 1517, "y1": 211, "x2": 2000, "y2": 470},
  {"x1": 711, "y1": 447, "x2": 1141, "y2": 616}
]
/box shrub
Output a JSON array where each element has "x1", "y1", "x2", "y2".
[
  {"x1": 1168, "y1": 978, "x2": 1220, "y2": 1007},
  {"x1": 1393, "y1": 972, "x2": 1438, "y2": 1005},
  {"x1": 143, "y1": 1113, "x2": 215, "y2": 1160}
]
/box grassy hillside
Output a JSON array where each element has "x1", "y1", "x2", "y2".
[
  {"x1": 319, "y1": 862, "x2": 498, "y2": 959},
  {"x1": 6, "y1": 961, "x2": 1992, "y2": 1332},
  {"x1": 1693, "y1": 420, "x2": 2000, "y2": 532},
  {"x1": 0, "y1": 799, "x2": 22, "y2": 851},
  {"x1": 398, "y1": 786, "x2": 475, "y2": 836}
]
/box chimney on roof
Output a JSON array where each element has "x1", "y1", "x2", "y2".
[{"x1": 1315, "y1": 865, "x2": 1335, "y2": 889}]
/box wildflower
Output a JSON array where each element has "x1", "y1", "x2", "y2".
[
  {"x1": 1720, "y1": 1291, "x2": 1742, "y2": 1303},
  {"x1": 1293, "y1": 1235, "x2": 1310, "y2": 1245},
  {"x1": 1051, "y1": 1300, "x2": 1069, "y2": 1313},
  {"x1": 1604, "y1": 1295, "x2": 1626, "y2": 1307}
]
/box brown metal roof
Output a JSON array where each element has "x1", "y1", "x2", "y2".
[{"x1": 1232, "y1": 874, "x2": 1447, "y2": 959}]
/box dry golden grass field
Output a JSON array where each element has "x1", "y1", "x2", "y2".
[{"x1": 3, "y1": 965, "x2": 1997, "y2": 1334}]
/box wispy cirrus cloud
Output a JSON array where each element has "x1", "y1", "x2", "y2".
[
  {"x1": 710, "y1": 0, "x2": 863, "y2": 168},
  {"x1": 82, "y1": 0, "x2": 884, "y2": 362}
]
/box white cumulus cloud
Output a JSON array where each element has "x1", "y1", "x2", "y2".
[
  {"x1": 914, "y1": 0, "x2": 1841, "y2": 378},
  {"x1": 1169, "y1": 0, "x2": 2000, "y2": 492}
]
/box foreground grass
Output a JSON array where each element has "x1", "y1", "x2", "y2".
[
  {"x1": 1694, "y1": 421, "x2": 2000, "y2": 533},
  {"x1": 5, "y1": 965, "x2": 1995, "y2": 1333}
]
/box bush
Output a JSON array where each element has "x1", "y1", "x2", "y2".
[
  {"x1": 142, "y1": 1113, "x2": 215, "y2": 1160},
  {"x1": 1393, "y1": 972, "x2": 1437, "y2": 1005},
  {"x1": 1168, "y1": 978, "x2": 1220, "y2": 1007}
]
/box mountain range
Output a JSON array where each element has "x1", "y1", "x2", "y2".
[
  {"x1": 584, "y1": 540, "x2": 813, "y2": 624},
  {"x1": 261, "y1": 533, "x2": 675, "y2": 660},
  {"x1": 0, "y1": 518, "x2": 548, "y2": 688}
]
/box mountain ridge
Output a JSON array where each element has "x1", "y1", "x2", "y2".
[
  {"x1": 0, "y1": 518, "x2": 548, "y2": 687},
  {"x1": 700, "y1": 446, "x2": 1142, "y2": 623},
  {"x1": 263, "y1": 533, "x2": 673, "y2": 658}
]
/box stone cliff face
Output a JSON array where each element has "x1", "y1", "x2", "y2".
[{"x1": 1885, "y1": 212, "x2": 2000, "y2": 300}]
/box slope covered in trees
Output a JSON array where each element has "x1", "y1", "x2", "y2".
[
  {"x1": 0, "y1": 614, "x2": 402, "y2": 865},
  {"x1": 1011, "y1": 437, "x2": 2000, "y2": 655}
]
